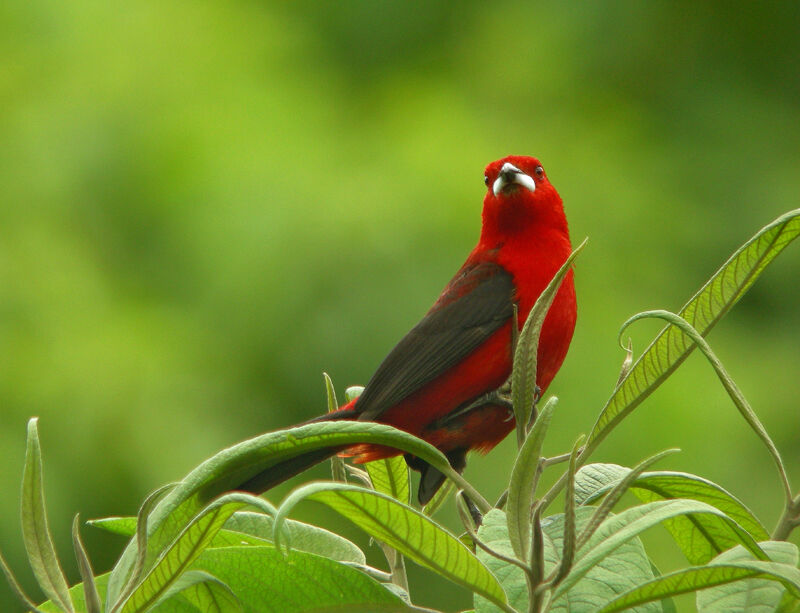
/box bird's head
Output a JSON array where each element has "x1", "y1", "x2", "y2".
[{"x1": 481, "y1": 155, "x2": 567, "y2": 241}]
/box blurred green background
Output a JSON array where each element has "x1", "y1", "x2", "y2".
[{"x1": 1, "y1": 2, "x2": 799, "y2": 611}]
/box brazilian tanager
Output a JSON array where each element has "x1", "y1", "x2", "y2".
[{"x1": 240, "y1": 156, "x2": 576, "y2": 503}]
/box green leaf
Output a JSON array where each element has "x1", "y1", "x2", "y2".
[
  {"x1": 587, "y1": 209, "x2": 800, "y2": 451},
  {"x1": 545, "y1": 508, "x2": 659, "y2": 613},
  {"x1": 324, "y1": 372, "x2": 339, "y2": 412},
  {"x1": 105, "y1": 420, "x2": 489, "y2": 606},
  {"x1": 423, "y1": 480, "x2": 455, "y2": 517},
  {"x1": 553, "y1": 436, "x2": 584, "y2": 586},
  {"x1": 274, "y1": 482, "x2": 509, "y2": 611},
  {"x1": 153, "y1": 570, "x2": 241, "y2": 612},
  {"x1": 192, "y1": 546, "x2": 410, "y2": 612},
  {"x1": 647, "y1": 559, "x2": 677, "y2": 613},
  {"x1": 345, "y1": 386, "x2": 365, "y2": 402},
  {"x1": 575, "y1": 450, "x2": 678, "y2": 551},
  {"x1": 599, "y1": 543, "x2": 800, "y2": 613},
  {"x1": 71, "y1": 516, "x2": 102, "y2": 613},
  {"x1": 505, "y1": 397, "x2": 557, "y2": 562},
  {"x1": 365, "y1": 455, "x2": 410, "y2": 504},
  {"x1": 112, "y1": 483, "x2": 178, "y2": 611},
  {"x1": 0, "y1": 549, "x2": 47, "y2": 613},
  {"x1": 574, "y1": 463, "x2": 630, "y2": 506},
  {"x1": 224, "y1": 511, "x2": 366, "y2": 564},
  {"x1": 512, "y1": 239, "x2": 586, "y2": 444},
  {"x1": 697, "y1": 541, "x2": 799, "y2": 612},
  {"x1": 21, "y1": 418, "x2": 74, "y2": 613},
  {"x1": 474, "y1": 509, "x2": 530, "y2": 613},
  {"x1": 116, "y1": 492, "x2": 274, "y2": 613},
  {"x1": 90, "y1": 512, "x2": 367, "y2": 565},
  {"x1": 555, "y1": 499, "x2": 769, "y2": 600},
  {"x1": 87, "y1": 517, "x2": 138, "y2": 537},
  {"x1": 578, "y1": 466, "x2": 770, "y2": 563},
  {"x1": 37, "y1": 574, "x2": 110, "y2": 613},
  {"x1": 618, "y1": 309, "x2": 792, "y2": 502},
  {"x1": 323, "y1": 372, "x2": 348, "y2": 483},
  {"x1": 474, "y1": 508, "x2": 659, "y2": 613}
]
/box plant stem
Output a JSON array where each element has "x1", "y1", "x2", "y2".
[{"x1": 772, "y1": 493, "x2": 800, "y2": 541}]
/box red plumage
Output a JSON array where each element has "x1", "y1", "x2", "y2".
[
  {"x1": 241, "y1": 156, "x2": 576, "y2": 503},
  {"x1": 343, "y1": 155, "x2": 575, "y2": 459}
]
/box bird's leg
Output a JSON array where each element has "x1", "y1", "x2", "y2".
[{"x1": 436, "y1": 382, "x2": 514, "y2": 428}]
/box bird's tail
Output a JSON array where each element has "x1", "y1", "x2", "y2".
[{"x1": 236, "y1": 404, "x2": 359, "y2": 495}]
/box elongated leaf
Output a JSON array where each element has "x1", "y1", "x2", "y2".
[
  {"x1": 600, "y1": 547, "x2": 800, "y2": 612},
  {"x1": 106, "y1": 421, "x2": 488, "y2": 606},
  {"x1": 113, "y1": 483, "x2": 178, "y2": 611},
  {"x1": 193, "y1": 546, "x2": 409, "y2": 612},
  {"x1": 21, "y1": 418, "x2": 74, "y2": 613},
  {"x1": 553, "y1": 436, "x2": 584, "y2": 587},
  {"x1": 647, "y1": 559, "x2": 678, "y2": 613},
  {"x1": 153, "y1": 570, "x2": 240, "y2": 612},
  {"x1": 117, "y1": 492, "x2": 275, "y2": 613},
  {"x1": 90, "y1": 513, "x2": 366, "y2": 565},
  {"x1": 577, "y1": 464, "x2": 772, "y2": 564},
  {"x1": 71, "y1": 516, "x2": 102, "y2": 613},
  {"x1": 345, "y1": 386, "x2": 365, "y2": 402},
  {"x1": 545, "y1": 509, "x2": 659, "y2": 613},
  {"x1": 587, "y1": 209, "x2": 800, "y2": 451},
  {"x1": 0, "y1": 549, "x2": 47, "y2": 613},
  {"x1": 274, "y1": 482, "x2": 510, "y2": 611},
  {"x1": 38, "y1": 573, "x2": 110, "y2": 613},
  {"x1": 574, "y1": 463, "x2": 630, "y2": 505},
  {"x1": 474, "y1": 509, "x2": 531, "y2": 613},
  {"x1": 697, "y1": 541, "x2": 799, "y2": 612},
  {"x1": 506, "y1": 397, "x2": 557, "y2": 562},
  {"x1": 512, "y1": 239, "x2": 586, "y2": 444},
  {"x1": 423, "y1": 480, "x2": 455, "y2": 517},
  {"x1": 323, "y1": 372, "x2": 348, "y2": 483},
  {"x1": 474, "y1": 508, "x2": 659, "y2": 613},
  {"x1": 87, "y1": 517, "x2": 139, "y2": 537},
  {"x1": 365, "y1": 456, "x2": 410, "y2": 504},
  {"x1": 555, "y1": 499, "x2": 769, "y2": 599},
  {"x1": 619, "y1": 309, "x2": 792, "y2": 501},
  {"x1": 224, "y1": 511, "x2": 366, "y2": 564},
  {"x1": 324, "y1": 372, "x2": 339, "y2": 412},
  {"x1": 576, "y1": 450, "x2": 678, "y2": 551}
]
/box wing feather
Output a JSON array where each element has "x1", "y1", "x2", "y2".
[{"x1": 355, "y1": 261, "x2": 515, "y2": 421}]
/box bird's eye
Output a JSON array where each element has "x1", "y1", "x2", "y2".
[
  {"x1": 534, "y1": 166, "x2": 544, "y2": 179},
  {"x1": 484, "y1": 175, "x2": 489, "y2": 186}
]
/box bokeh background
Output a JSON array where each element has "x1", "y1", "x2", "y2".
[{"x1": 2, "y1": 2, "x2": 799, "y2": 611}]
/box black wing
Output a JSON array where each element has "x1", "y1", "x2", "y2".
[{"x1": 355, "y1": 261, "x2": 515, "y2": 421}]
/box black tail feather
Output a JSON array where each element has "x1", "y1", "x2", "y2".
[
  {"x1": 237, "y1": 447, "x2": 342, "y2": 494},
  {"x1": 235, "y1": 408, "x2": 358, "y2": 495}
]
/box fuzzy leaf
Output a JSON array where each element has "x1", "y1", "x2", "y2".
[
  {"x1": 588, "y1": 209, "x2": 800, "y2": 450},
  {"x1": 274, "y1": 482, "x2": 508, "y2": 610},
  {"x1": 21, "y1": 418, "x2": 74, "y2": 613},
  {"x1": 600, "y1": 543, "x2": 800, "y2": 612},
  {"x1": 555, "y1": 499, "x2": 768, "y2": 600},
  {"x1": 512, "y1": 240, "x2": 586, "y2": 443},
  {"x1": 578, "y1": 466, "x2": 770, "y2": 563},
  {"x1": 365, "y1": 455, "x2": 410, "y2": 504},
  {"x1": 193, "y1": 546, "x2": 409, "y2": 612},
  {"x1": 105, "y1": 421, "x2": 488, "y2": 606},
  {"x1": 505, "y1": 397, "x2": 557, "y2": 561},
  {"x1": 697, "y1": 541, "x2": 799, "y2": 612}
]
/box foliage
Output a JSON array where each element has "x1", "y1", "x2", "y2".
[{"x1": 2, "y1": 211, "x2": 800, "y2": 612}]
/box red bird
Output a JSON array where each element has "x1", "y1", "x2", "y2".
[{"x1": 241, "y1": 156, "x2": 576, "y2": 503}]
